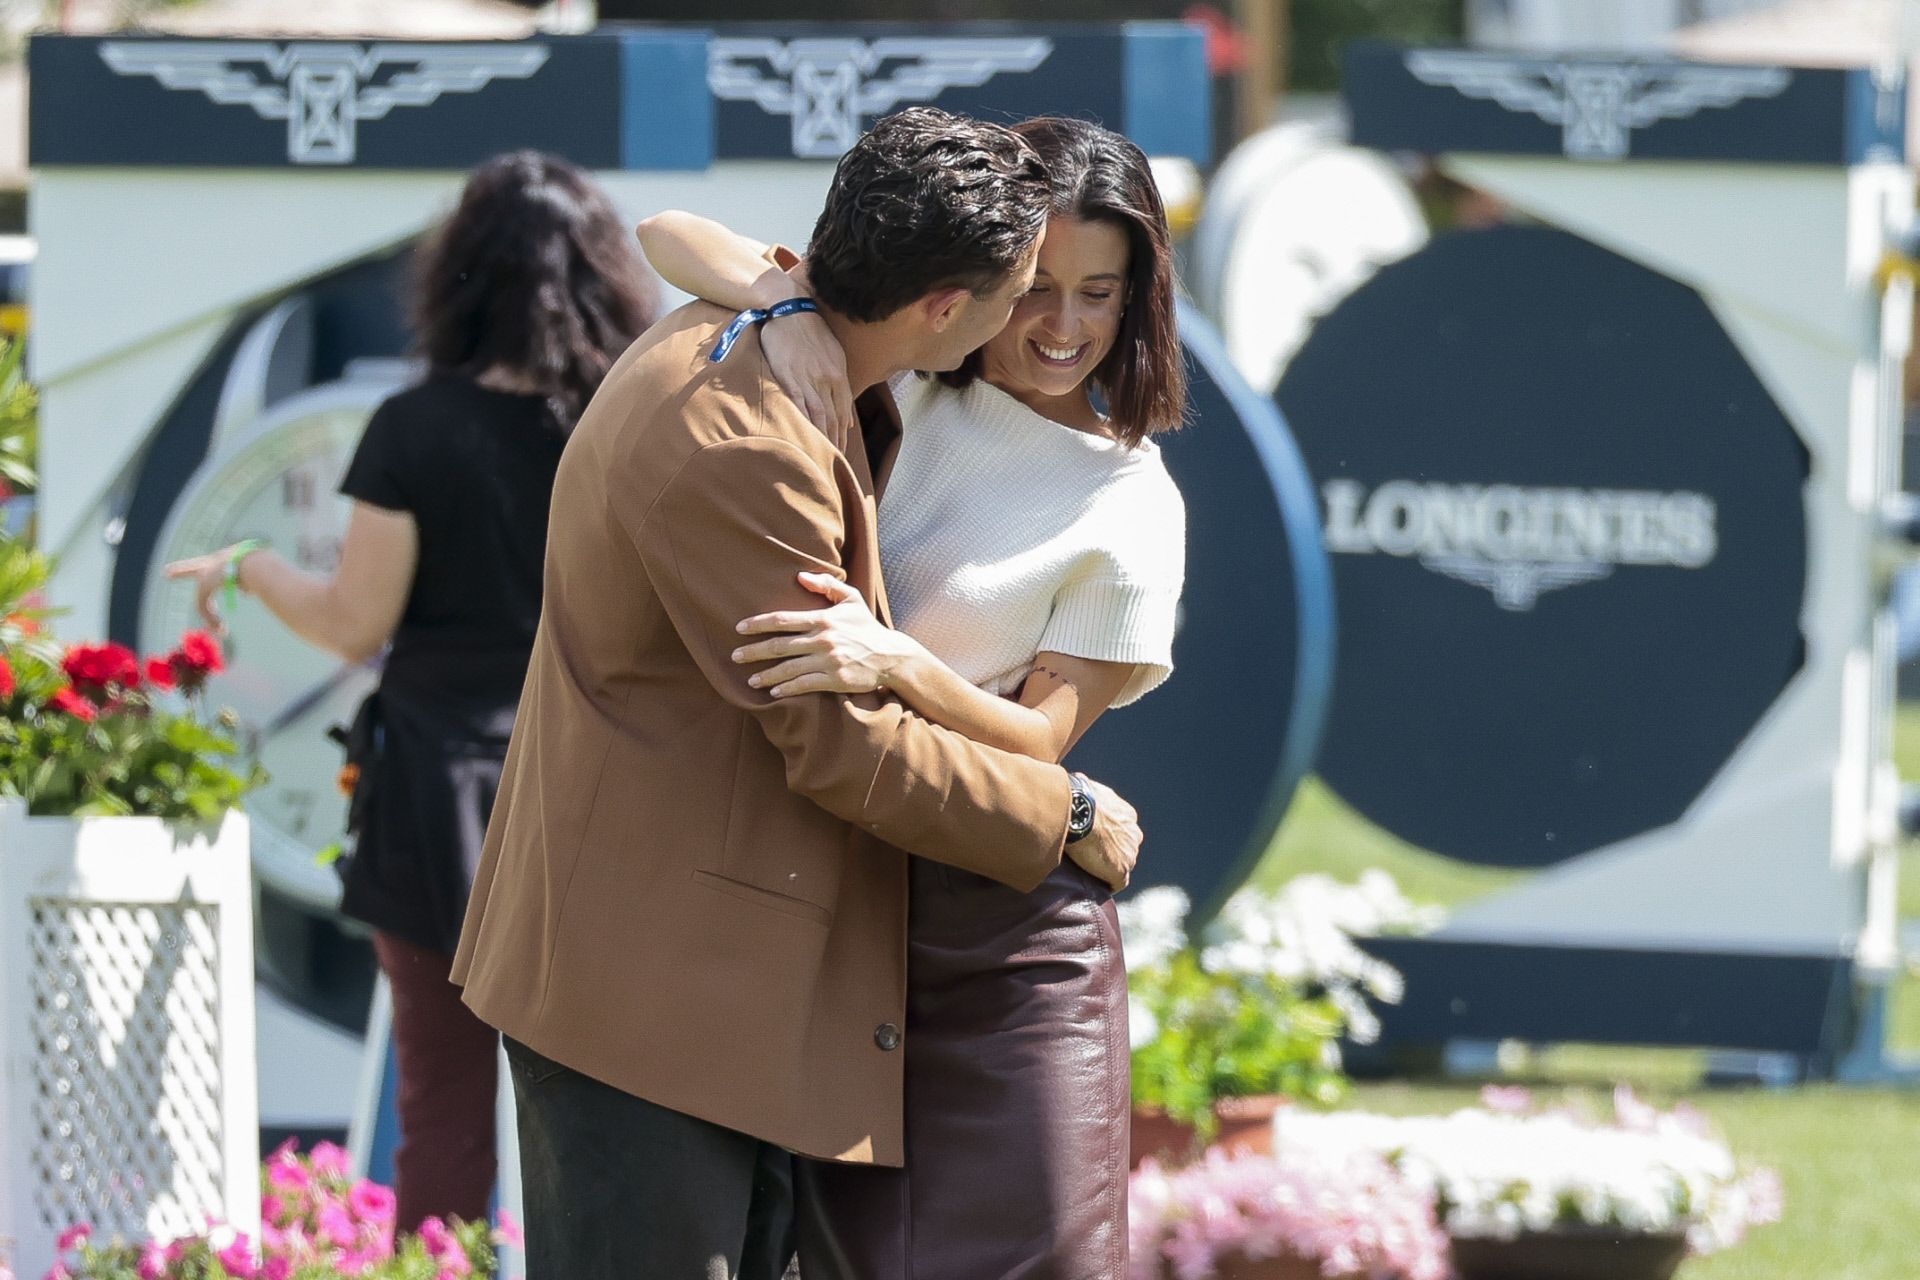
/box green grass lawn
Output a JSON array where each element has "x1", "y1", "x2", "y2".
[{"x1": 1247, "y1": 709, "x2": 1920, "y2": 1280}]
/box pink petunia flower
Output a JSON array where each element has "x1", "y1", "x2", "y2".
[
  {"x1": 347, "y1": 1179, "x2": 396, "y2": 1224},
  {"x1": 215, "y1": 1234, "x2": 259, "y2": 1279},
  {"x1": 54, "y1": 1224, "x2": 90, "y2": 1253},
  {"x1": 308, "y1": 1142, "x2": 351, "y2": 1180},
  {"x1": 317, "y1": 1203, "x2": 357, "y2": 1249},
  {"x1": 265, "y1": 1161, "x2": 310, "y2": 1194},
  {"x1": 493, "y1": 1208, "x2": 525, "y2": 1250}
]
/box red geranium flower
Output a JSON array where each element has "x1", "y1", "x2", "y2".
[
  {"x1": 165, "y1": 630, "x2": 225, "y2": 694},
  {"x1": 0, "y1": 654, "x2": 14, "y2": 698},
  {"x1": 47, "y1": 686, "x2": 97, "y2": 722},
  {"x1": 61, "y1": 642, "x2": 141, "y2": 692},
  {"x1": 144, "y1": 655, "x2": 178, "y2": 692}
]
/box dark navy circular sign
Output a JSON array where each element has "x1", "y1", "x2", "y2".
[
  {"x1": 1275, "y1": 225, "x2": 1807, "y2": 869},
  {"x1": 1071, "y1": 304, "x2": 1335, "y2": 913}
]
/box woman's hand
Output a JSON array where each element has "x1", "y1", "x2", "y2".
[
  {"x1": 762, "y1": 311, "x2": 856, "y2": 438},
  {"x1": 733, "y1": 572, "x2": 922, "y2": 696},
  {"x1": 163, "y1": 544, "x2": 249, "y2": 634}
]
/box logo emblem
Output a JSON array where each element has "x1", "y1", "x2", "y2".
[
  {"x1": 709, "y1": 37, "x2": 1053, "y2": 159},
  {"x1": 1404, "y1": 51, "x2": 1792, "y2": 159},
  {"x1": 100, "y1": 41, "x2": 551, "y2": 164},
  {"x1": 1322, "y1": 479, "x2": 1719, "y2": 612}
]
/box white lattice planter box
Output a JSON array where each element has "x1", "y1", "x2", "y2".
[{"x1": 0, "y1": 799, "x2": 259, "y2": 1278}]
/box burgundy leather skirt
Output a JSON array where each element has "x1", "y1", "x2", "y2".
[{"x1": 798, "y1": 856, "x2": 1131, "y2": 1279}]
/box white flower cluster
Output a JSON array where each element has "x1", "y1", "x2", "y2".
[
  {"x1": 1117, "y1": 884, "x2": 1192, "y2": 972},
  {"x1": 1119, "y1": 872, "x2": 1442, "y2": 1046},
  {"x1": 1270, "y1": 1088, "x2": 1783, "y2": 1255}
]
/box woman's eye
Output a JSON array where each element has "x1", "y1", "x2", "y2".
[{"x1": 1085, "y1": 292, "x2": 1115, "y2": 303}]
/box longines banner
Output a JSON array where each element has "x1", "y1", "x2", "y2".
[
  {"x1": 1345, "y1": 42, "x2": 1905, "y2": 166},
  {"x1": 1275, "y1": 225, "x2": 1809, "y2": 870},
  {"x1": 28, "y1": 26, "x2": 1207, "y2": 171}
]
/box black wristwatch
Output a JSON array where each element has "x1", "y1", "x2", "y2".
[{"x1": 1066, "y1": 772, "x2": 1097, "y2": 844}]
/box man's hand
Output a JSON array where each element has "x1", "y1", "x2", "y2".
[{"x1": 1065, "y1": 776, "x2": 1139, "y2": 892}]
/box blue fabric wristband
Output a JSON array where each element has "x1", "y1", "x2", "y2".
[{"x1": 710, "y1": 297, "x2": 821, "y2": 363}]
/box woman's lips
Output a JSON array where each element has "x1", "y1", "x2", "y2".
[{"x1": 1031, "y1": 339, "x2": 1089, "y2": 369}]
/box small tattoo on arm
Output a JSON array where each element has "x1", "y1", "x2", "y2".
[{"x1": 1030, "y1": 664, "x2": 1079, "y2": 693}]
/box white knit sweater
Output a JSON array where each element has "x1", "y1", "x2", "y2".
[{"x1": 878, "y1": 374, "x2": 1186, "y2": 708}]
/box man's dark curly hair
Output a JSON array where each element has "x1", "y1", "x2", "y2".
[{"x1": 806, "y1": 108, "x2": 1051, "y2": 323}]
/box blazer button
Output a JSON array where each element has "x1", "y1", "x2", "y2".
[{"x1": 874, "y1": 1023, "x2": 902, "y2": 1051}]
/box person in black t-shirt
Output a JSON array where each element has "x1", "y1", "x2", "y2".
[{"x1": 165, "y1": 151, "x2": 660, "y2": 1230}]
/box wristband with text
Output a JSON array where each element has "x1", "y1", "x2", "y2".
[{"x1": 709, "y1": 297, "x2": 821, "y2": 363}]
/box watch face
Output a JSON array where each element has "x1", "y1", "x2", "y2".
[
  {"x1": 141, "y1": 379, "x2": 400, "y2": 912},
  {"x1": 1070, "y1": 789, "x2": 1095, "y2": 835}
]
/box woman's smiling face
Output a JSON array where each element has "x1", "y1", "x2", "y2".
[{"x1": 979, "y1": 214, "x2": 1130, "y2": 406}]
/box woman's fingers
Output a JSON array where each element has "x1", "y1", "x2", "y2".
[
  {"x1": 746, "y1": 654, "x2": 829, "y2": 689},
  {"x1": 833, "y1": 378, "x2": 857, "y2": 439},
  {"x1": 769, "y1": 671, "x2": 856, "y2": 698},
  {"x1": 736, "y1": 609, "x2": 822, "y2": 636},
  {"x1": 164, "y1": 555, "x2": 215, "y2": 578},
  {"x1": 797, "y1": 571, "x2": 860, "y2": 604},
  {"x1": 803, "y1": 387, "x2": 833, "y2": 433},
  {"x1": 731, "y1": 632, "x2": 828, "y2": 663},
  {"x1": 194, "y1": 577, "x2": 223, "y2": 633}
]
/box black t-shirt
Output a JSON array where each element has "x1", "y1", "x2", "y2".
[{"x1": 339, "y1": 374, "x2": 562, "y2": 694}]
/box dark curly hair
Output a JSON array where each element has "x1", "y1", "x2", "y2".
[
  {"x1": 939, "y1": 117, "x2": 1187, "y2": 448},
  {"x1": 806, "y1": 107, "x2": 1051, "y2": 323},
  {"x1": 412, "y1": 150, "x2": 661, "y2": 431}
]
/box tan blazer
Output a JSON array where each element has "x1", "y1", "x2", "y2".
[{"x1": 450, "y1": 294, "x2": 1073, "y2": 1166}]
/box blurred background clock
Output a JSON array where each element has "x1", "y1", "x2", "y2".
[{"x1": 107, "y1": 253, "x2": 414, "y2": 1139}]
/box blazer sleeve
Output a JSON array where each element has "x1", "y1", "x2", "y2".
[{"x1": 626, "y1": 433, "x2": 1073, "y2": 892}]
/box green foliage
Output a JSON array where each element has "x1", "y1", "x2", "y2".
[
  {"x1": 0, "y1": 694, "x2": 261, "y2": 820},
  {"x1": 1287, "y1": 0, "x2": 1466, "y2": 92},
  {"x1": 0, "y1": 336, "x2": 36, "y2": 497},
  {"x1": 0, "y1": 534, "x2": 263, "y2": 821},
  {"x1": 59, "y1": 1221, "x2": 501, "y2": 1280},
  {"x1": 1130, "y1": 950, "x2": 1350, "y2": 1137}
]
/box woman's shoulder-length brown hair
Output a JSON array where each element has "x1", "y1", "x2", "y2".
[
  {"x1": 938, "y1": 116, "x2": 1187, "y2": 449},
  {"x1": 412, "y1": 150, "x2": 661, "y2": 432}
]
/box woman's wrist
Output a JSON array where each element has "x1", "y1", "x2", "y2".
[
  {"x1": 880, "y1": 636, "x2": 934, "y2": 695},
  {"x1": 750, "y1": 267, "x2": 811, "y2": 311}
]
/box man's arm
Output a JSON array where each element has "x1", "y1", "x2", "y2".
[{"x1": 628, "y1": 433, "x2": 1086, "y2": 892}]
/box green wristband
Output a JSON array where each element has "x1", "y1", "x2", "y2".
[{"x1": 223, "y1": 538, "x2": 267, "y2": 618}]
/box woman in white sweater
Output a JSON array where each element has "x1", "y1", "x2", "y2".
[{"x1": 638, "y1": 116, "x2": 1187, "y2": 1278}]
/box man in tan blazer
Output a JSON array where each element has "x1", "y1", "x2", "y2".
[{"x1": 451, "y1": 108, "x2": 1143, "y2": 1279}]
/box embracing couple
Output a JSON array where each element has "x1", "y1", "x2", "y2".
[{"x1": 451, "y1": 106, "x2": 1188, "y2": 1279}]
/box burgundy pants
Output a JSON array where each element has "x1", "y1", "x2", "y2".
[{"x1": 372, "y1": 932, "x2": 499, "y2": 1231}]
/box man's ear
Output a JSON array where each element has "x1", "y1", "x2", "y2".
[{"x1": 921, "y1": 287, "x2": 972, "y2": 333}]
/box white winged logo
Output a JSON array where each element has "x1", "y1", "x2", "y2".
[
  {"x1": 100, "y1": 41, "x2": 552, "y2": 165},
  {"x1": 1421, "y1": 555, "x2": 1614, "y2": 611},
  {"x1": 1404, "y1": 51, "x2": 1792, "y2": 159},
  {"x1": 709, "y1": 37, "x2": 1054, "y2": 159}
]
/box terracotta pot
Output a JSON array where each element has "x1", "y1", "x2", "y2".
[
  {"x1": 1450, "y1": 1228, "x2": 1690, "y2": 1280},
  {"x1": 1210, "y1": 1250, "x2": 1336, "y2": 1280},
  {"x1": 1131, "y1": 1096, "x2": 1286, "y2": 1169},
  {"x1": 1211, "y1": 1094, "x2": 1284, "y2": 1156},
  {"x1": 1130, "y1": 1106, "x2": 1198, "y2": 1169}
]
